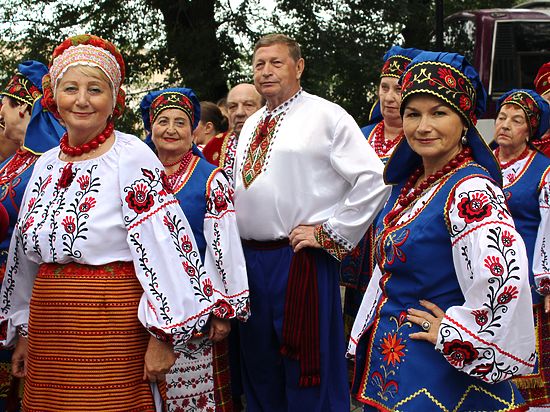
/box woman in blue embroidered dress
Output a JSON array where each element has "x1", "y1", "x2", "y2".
[
  {"x1": 140, "y1": 87, "x2": 249, "y2": 412},
  {"x1": 492, "y1": 89, "x2": 550, "y2": 408},
  {"x1": 349, "y1": 52, "x2": 536, "y2": 411},
  {"x1": 0, "y1": 60, "x2": 64, "y2": 412}
]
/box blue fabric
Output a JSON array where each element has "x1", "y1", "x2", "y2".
[
  {"x1": 383, "y1": 45, "x2": 423, "y2": 63},
  {"x1": 504, "y1": 151, "x2": 550, "y2": 305},
  {"x1": 139, "y1": 87, "x2": 201, "y2": 137},
  {"x1": 239, "y1": 244, "x2": 349, "y2": 412},
  {"x1": 172, "y1": 156, "x2": 216, "y2": 261},
  {"x1": 24, "y1": 97, "x2": 65, "y2": 154},
  {"x1": 355, "y1": 163, "x2": 525, "y2": 410},
  {"x1": 497, "y1": 89, "x2": 550, "y2": 140}
]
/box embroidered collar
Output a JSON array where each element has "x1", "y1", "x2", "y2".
[{"x1": 265, "y1": 88, "x2": 303, "y2": 117}]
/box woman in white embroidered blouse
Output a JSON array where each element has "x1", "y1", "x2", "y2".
[{"x1": 0, "y1": 35, "x2": 224, "y2": 412}]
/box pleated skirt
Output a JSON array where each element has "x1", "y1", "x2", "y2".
[{"x1": 24, "y1": 261, "x2": 155, "y2": 412}]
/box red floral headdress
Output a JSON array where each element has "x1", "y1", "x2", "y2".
[
  {"x1": 42, "y1": 34, "x2": 126, "y2": 119},
  {"x1": 534, "y1": 62, "x2": 550, "y2": 98}
]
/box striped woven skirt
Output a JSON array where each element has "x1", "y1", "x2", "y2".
[{"x1": 24, "y1": 262, "x2": 156, "y2": 412}]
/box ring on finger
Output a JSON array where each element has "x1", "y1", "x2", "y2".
[{"x1": 421, "y1": 320, "x2": 431, "y2": 332}]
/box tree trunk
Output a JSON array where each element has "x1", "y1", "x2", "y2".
[{"x1": 148, "y1": 0, "x2": 228, "y2": 101}]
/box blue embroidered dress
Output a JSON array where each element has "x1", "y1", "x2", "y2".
[{"x1": 349, "y1": 162, "x2": 535, "y2": 411}]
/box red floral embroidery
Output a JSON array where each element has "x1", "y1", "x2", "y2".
[
  {"x1": 163, "y1": 215, "x2": 175, "y2": 232},
  {"x1": 497, "y1": 285, "x2": 519, "y2": 305},
  {"x1": 77, "y1": 175, "x2": 90, "y2": 190},
  {"x1": 160, "y1": 170, "x2": 172, "y2": 194},
  {"x1": 472, "y1": 363, "x2": 493, "y2": 379},
  {"x1": 79, "y1": 197, "x2": 96, "y2": 212},
  {"x1": 183, "y1": 261, "x2": 196, "y2": 277},
  {"x1": 457, "y1": 192, "x2": 492, "y2": 223},
  {"x1": 459, "y1": 95, "x2": 471, "y2": 111},
  {"x1": 196, "y1": 394, "x2": 208, "y2": 409},
  {"x1": 539, "y1": 278, "x2": 550, "y2": 295},
  {"x1": 22, "y1": 216, "x2": 34, "y2": 233},
  {"x1": 438, "y1": 67, "x2": 456, "y2": 88},
  {"x1": 27, "y1": 197, "x2": 36, "y2": 209},
  {"x1": 62, "y1": 216, "x2": 76, "y2": 233},
  {"x1": 442, "y1": 339, "x2": 479, "y2": 368},
  {"x1": 213, "y1": 189, "x2": 227, "y2": 213},
  {"x1": 380, "y1": 332, "x2": 406, "y2": 366},
  {"x1": 471, "y1": 309, "x2": 489, "y2": 326},
  {"x1": 202, "y1": 278, "x2": 213, "y2": 297},
  {"x1": 212, "y1": 300, "x2": 235, "y2": 319},
  {"x1": 180, "y1": 234, "x2": 193, "y2": 253},
  {"x1": 501, "y1": 230, "x2": 516, "y2": 247},
  {"x1": 484, "y1": 256, "x2": 504, "y2": 277},
  {"x1": 57, "y1": 162, "x2": 75, "y2": 189},
  {"x1": 125, "y1": 182, "x2": 154, "y2": 214}
]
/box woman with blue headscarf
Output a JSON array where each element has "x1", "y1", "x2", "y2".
[
  {"x1": 140, "y1": 88, "x2": 249, "y2": 412},
  {"x1": 0, "y1": 60, "x2": 64, "y2": 411},
  {"x1": 349, "y1": 52, "x2": 535, "y2": 411},
  {"x1": 492, "y1": 89, "x2": 550, "y2": 408}
]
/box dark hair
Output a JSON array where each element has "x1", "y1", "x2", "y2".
[
  {"x1": 6, "y1": 96, "x2": 31, "y2": 114},
  {"x1": 200, "y1": 101, "x2": 228, "y2": 133},
  {"x1": 253, "y1": 33, "x2": 302, "y2": 62}
]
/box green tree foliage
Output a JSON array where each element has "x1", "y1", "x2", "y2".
[{"x1": 0, "y1": 0, "x2": 520, "y2": 132}]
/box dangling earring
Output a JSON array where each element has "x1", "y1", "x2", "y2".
[
  {"x1": 18, "y1": 112, "x2": 25, "y2": 118},
  {"x1": 461, "y1": 131, "x2": 468, "y2": 145}
]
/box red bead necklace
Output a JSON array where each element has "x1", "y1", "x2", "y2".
[
  {"x1": 372, "y1": 122, "x2": 403, "y2": 157},
  {"x1": 60, "y1": 122, "x2": 114, "y2": 157},
  {"x1": 494, "y1": 145, "x2": 530, "y2": 169},
  {"x1": 165, "y1": 150, "x2": 194, "y2": 189},
  {"x1": 162, "y1": 153, "x2": 188, "y2": 168},
  {"x1": 0, "y1": 149, "x2": 38, "y2": 185},
  {"x1": 384, "y1": 146, "x2": 473, "y2": 226}
]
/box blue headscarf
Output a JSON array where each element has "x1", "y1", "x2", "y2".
[
  {"x1": 497, "y1": 89, "x2": 550, "y2": 141},
  {"x1": 385, "y1": 51, "x2": 501, "y2": 185},
  {"x1": 140, "y1": 87, "x2": 201, "y2": 150},
  {"x1": 368, "y1": 46, "x2": 423, "y2": 125},
  {"x1": 1, "y1": 60, "x2": 65, "y2": 154}
]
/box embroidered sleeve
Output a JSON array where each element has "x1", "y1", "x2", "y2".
[
  {"x1": 325, "y1": 112, "x2": 390, "y2": 251},
  {"x1": 119, "y1": 142, "x2": 220, "y2": 346},
  {"x1": 203, "y1": 169, "x2": 249, "y2": 321},
  {"x1": 533, "y1": 167, "x2": 550, "y2": 295},
  {"x1": 438, "y1": 176, "x2": 535, "y2": 383},
  {"x1": 314, "y1": 222, "x2": 350, "y2": 261}
]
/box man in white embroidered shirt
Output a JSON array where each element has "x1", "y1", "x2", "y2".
[{"x1": 234, "y1": 33, "x2": 390, "y2": 411}]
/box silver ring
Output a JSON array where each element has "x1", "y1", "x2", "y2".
[{"x1": 421, "y1": 320, "x2": 431, "y2": 332}]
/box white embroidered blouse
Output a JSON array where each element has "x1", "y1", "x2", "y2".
[{"x1": 0, "y1": 132, "x2": 223, "y2": 347}]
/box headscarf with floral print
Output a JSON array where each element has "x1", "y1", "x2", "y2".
[
  {"x1": 386, "y1": 51, "x2": 501, "y2": 184},
  {"x1": 497, "y1": 89, "x2": 550, "y2": 141}
]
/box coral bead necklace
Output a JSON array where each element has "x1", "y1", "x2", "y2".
[{"x1": 60, "y1": 122, "x2": 114, "y2": 157}]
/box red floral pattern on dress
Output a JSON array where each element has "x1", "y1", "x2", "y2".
[
  {"x1": 457, "y1": 192, "x2": 493, "y2": 223},
  {"x1": 125, "y1": 182, "x2": 154, "y2": 214},
  {"x1": 442, "y1": 339, "x2": 479, "y2": 368},
  {"x1": 501, "y1": 230, "x2": 516, "y2": 247},
  {"x1": 77, "y1": 175, "x2": 90, "y2": 190},
  {"x1": 212, "y1": 189, "x2": 227, "y2": 213},
  {"x1": 62, "y1": 216, "x2": 76, "y2": 233},
  {"x1": 78, "y1": 197, "x2": 96, "y2": 212},
  {"x1": 471, "y1": 309, "x2": 489, "y2": 326},
  {"x1": 484, "y1": 256, "x2": 505, "y2": 277},
  {"x1": 22, "y1": 216, "x2": 34, "y2": 233},
  {"x1": 380, "y1": 332, "x2": 406, "y2": 366},
  {"x1": 539, "y1": 278, "x2": 550, "y2": 295},
  {"x1": 180, "y1": 234, "x2": 193, "y2": 253},
  {"x1": 202, "y1": 278, "x2": 213, "y2": 297},
  {"x1": 212, "y1": 300, "x2": 235, "y2": 319},
  {"x1": 497, "y1": 285, "x2": 519, "y2": 304}
]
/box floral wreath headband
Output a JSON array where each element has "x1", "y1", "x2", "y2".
[
  {"x1": 499, "y1": 91, "x2": 541, "y2": 138},
  {"x1": 400, "y1": 61, "x2": 478, "y2": 125},
  {"x1": 380, "y1": 55, "x2": 413, "y2": 78},
  {"x1": 150, "y1": 92, "x2": 195, "y2": 128},
  {"x1": 42, "y1": 35, "x2": 126, "y2": 120},
  {"x1": 2, "y1": 73, "x2": 42, "y2": 107}
]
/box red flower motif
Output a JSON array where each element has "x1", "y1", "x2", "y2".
[
  {"x1": 79, "y1": 197, "x2": 96, "y2": 212},
  {"x1": 125, "y1": 182, "x2": 154, "y2": 214},
  {"x1": 539, "y1": 278, "x2": 550, "y2": 295},
  {"x1": 163, "y1": 215, "x2": 175, "y2": 232},
  {"x1": 484, "y1": 256, "x2": 504, "y2": 277},
  {"x1": 457, "y1": 192, "x2": 492, "y2": 223},
  {"x1": 196, "y1": 394, "x2": 208, "y2": 409},
  {"x1": 213, "y1": 189, "x2": 228, "y2": 213},
  {"x1": 442, "y1": 339, "x2": 479, "y2": 368},
  {"x1": 212, "y1": 300, "x2": 235, "y2": 318},
  {"x1": 472, "y1": 363, "x2": 493, "y2": 379},
  {"x1": 180, "y1": 234, "x2": 193, "y2": 253},
  {"x1": 402, "y1": 71, "x2": 413, "y2": 91},
  {"x1": 497, "y1": 285, "x2": 519, "y2": 305},
  {"x1": 22, "y1": 216, "x2": 34, "y2": 233},
  {"x1": 183, "y1": 261, "x2": 196, "y2": 277},
  {"x1": 471, "y1": 309, "x2": 489, "y2": 326},
  {"x1": 57, "y1": 163, "x2": 75, "y2": 189},
  {"x1": 202, "y1": 278, "x2": 213, "y2": 297},
  {"x1": 160, "y1": 171, "x2": 172, "y2": 193},
  {"x1": 27, "y1": 197, "x2": 36, "y2": 209},
  {"x1": 380, "y1": 332, "x2": 406, "y2": 366},
  {"x1": 459, "y1": 95, "x2": 471, "y2": 111},
  {"x1": 62, "y1": 216, "x2": 76, "y2": 233},
  {"x1": 438, "y1": 67, "x2": 456, "y2": 88},
  {"x1": 506, "y1": 173, "x2": 516, "y2": 182},
  {"x1": 501, "y1": 230, "x2": 516, "y2": 248},
  {"x1": 77, "y1": 175, "x2": 90, "y2": 190}
]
